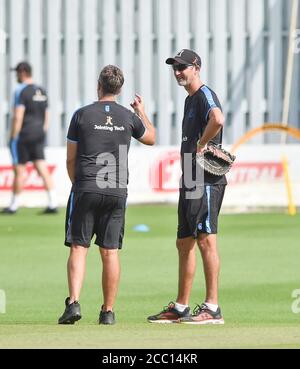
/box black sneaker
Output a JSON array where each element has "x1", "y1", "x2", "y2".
[
  {"x1": 42, "y1": 207, "x2": 58, "y2": 214},
  {"x1": 1, "y1": 207, "x2": 17, "y2": 215},
  {"x1": 99, "y1": 307, "x2": 115, "y2": 325},
  {"x1": 180, "y1": 303, "x2": 224, "y2": 325},
  {"x1": 147, "y1": 302, "x2": 191, "y2": 323},
  {"x1": 58, "y1": 297, "x2": 81, "y2": 324}
]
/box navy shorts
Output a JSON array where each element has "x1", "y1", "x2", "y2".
[
  {"x1": 10, "y1": 138, "x2": 45, "y2": 165},
  {"x1": 177, "y1": 185, "x2": 226, "y2": 238},
  {"x1": 65, "y1": 192, "x2": 126, "y2": 249}
]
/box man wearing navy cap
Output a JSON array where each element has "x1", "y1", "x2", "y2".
[
  {"x1": 2, "y1": 61, "x2": 57, "y2": 214},
  {"x1": 148, "y1": 49, "x2": 226, "y2": 325}
]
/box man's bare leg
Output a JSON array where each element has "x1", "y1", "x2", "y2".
[
  {"x1": 67, "y1": 245, "x2": 89, "y2": 303},
  {"x1": 197, "y1": 233, "x2": 220, "y2": 305},
  {"x1": 34, "y1": 160, "x2": 57, "y2": 209},
  {"x1": 99, "y1": 248, "x2": 120, "y2": 312},
  {"x1": 176, "y1": 237, "x2": 196, "y2": 305},
  {"x1": 7, "y1": 164, "x2": 26, "y2": 211}
]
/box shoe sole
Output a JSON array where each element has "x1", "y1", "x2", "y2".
[
  {"x1": 147, "y1": 319, "x2": 180, "y2": 324},
  {"x1": 181, "y1": 319, "x2": 224, "y2": 325},
  {"x1": 99, "y1": 321, "x2": 115, "y2": 325},
  {"x1": 58, "y1": 314, "x2": 82, "y2": 325}
]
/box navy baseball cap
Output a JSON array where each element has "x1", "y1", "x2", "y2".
[
  {"x1": 10, "y1": 61, "x2": 32, "y2": 74},
  {"x1": 166, "y1": 49, "x2": 202, "y2": 67}
]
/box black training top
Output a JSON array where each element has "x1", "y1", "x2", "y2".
[
  {"x1": 14, "y1": 83, "x2": 48, "y2": 142},
  {"x1": 67, "y1": 101, "x2": 146, "y2": 198},
  {"x1": 180, "y1": 85, "x2": 227, "y2": 188}
]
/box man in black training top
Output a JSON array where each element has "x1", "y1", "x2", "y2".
[
  {"x1": 148, "y1": 49, "x2": 226, "y2": 325},
  {"x1": 58, "y1": 65, "x2": 155, "y2": 325},
  {"x1": 2, "y1": 61, "x2": 57, "y2": 214}
]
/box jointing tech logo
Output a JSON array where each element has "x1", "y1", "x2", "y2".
[
  {"x1": 105, "y1": 116, "x2": 113, "y2": 126},
  {"x1": 94, "y1": 116, "x2": 125, "y2": 132}
]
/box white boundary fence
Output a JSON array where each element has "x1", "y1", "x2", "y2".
[
  {"x1": 0, "y1": 0, "x2": 300, "y2": 148},
  {"x1": 0, "y1": 145, "x2": 300, "y2": 210}
]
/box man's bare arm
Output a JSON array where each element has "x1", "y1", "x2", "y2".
[
  {"x1": 11, "y1": 106, "x2": 25, "y2": 139},
  {"x1": 66, "y1": 141, "x2": 78, "y2": 184}
]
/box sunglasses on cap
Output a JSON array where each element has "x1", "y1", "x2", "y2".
[{"x1": 172, "y1": 64, "x2": 194, "y2": 72}]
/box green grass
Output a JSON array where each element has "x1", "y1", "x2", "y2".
[{"x1": 0, "y1": 207, "x2": 300, "y2": 348}]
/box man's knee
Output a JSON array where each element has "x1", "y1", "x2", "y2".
[
  {"x1": 176, "y1": 238, "x2": 195, "y2": 252},
  {"x1": 14, "y1": 165, "x2": 26, "y2": 176},
  {"x1": 100, "y1": 247, "x2": 118, "y2": 258},
  {"x1": 197, "y1": 234, "x2": 216, "y2": 251},
  {"x1": 70, "y1": 244, "x2": 88, "y2": 254},
  {"x1": 33, "y1": 160, "x2": 47, "y2": 174}
]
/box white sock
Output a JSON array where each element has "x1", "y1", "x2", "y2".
[
  {"x1": 47, "y1": 190, "x2": 57, "y2": 209},
  {"x1": 204, "y1": 302, "x2": 218, "y2": 312},
  {"x1": 9, "y1": 194, "x2": 20, "y2": 211},
  {"x1": 175, "y1": 302, "x2": 188, "y2": 312}
]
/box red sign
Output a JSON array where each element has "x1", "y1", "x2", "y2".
[
  {"x1": 0, "y1": 164, "x2": 56, "y2": 190},
  {"x1": 227, "y1": 163, "x2": 283, "y2": 184},
  {"x1": 150, "y1": 151, "x2": 284, "y2": 192},
  {"x1": 150, "y1": 151, "x2": 181, "y2": 192}
]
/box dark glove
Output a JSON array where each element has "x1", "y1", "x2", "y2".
[{"x1": 196, "y1": 143, "x2": 236, "y2": 176}]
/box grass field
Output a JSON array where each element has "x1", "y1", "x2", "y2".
[{"x1": 0, "y1": 206, "x2": 300, "y2": 349}]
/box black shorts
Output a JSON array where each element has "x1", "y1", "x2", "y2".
[
  {"x1": 177, "y1": 185, "x2": 226, "y2": 238},
  {"x1": 65, "y1": 192, "x2": 126, "y2": 249},
  {"x1": 10, "y1": 138, "x2": 45, "y2": 165}
]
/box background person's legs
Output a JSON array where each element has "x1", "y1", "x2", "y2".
[
  {"x1": 13, "y1": 164, "x2": 27, "y2": 194},
  {"x1": 99, "y1": 247, "x2": 120, "y2": 312},
  {"x1": 4, "y1": 164, "x2": 27, "y2": 212},
  {"x1": 34, "y1": 159, "x2": 57, "y2": 210}
]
